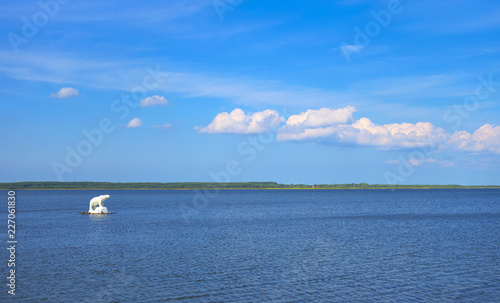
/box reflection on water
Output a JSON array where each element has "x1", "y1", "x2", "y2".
[{"x1": 87, "y1": 214, "x2": 112, "y2": 245}]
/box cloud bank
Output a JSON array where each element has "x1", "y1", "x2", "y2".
[
  {"x1": 278, "y1": 116, "x2": 450, "y2": 150},
  {"x1": 200, "y1": 106, "x2": 500, "y2": 155}
]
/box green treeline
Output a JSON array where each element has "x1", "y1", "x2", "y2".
[{"x1": 0, "y1": 181, "x2": 499, "y2": 190}]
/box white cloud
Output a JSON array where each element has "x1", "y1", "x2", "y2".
[
  {"x1": 284, "y1": 106, "x2": 356, "y2": 128},
  {"x1": 447, "y1": 124, "x2": 500, "y2": 154},
  {"x1": 153, "y1": 123, "x2": 171, "y2": 130},
  {"x1": 277, "y1": 116, "x2": 449, "y2": 150},
  {"x1": 278, "y1": 106, "x2": 357, "y2": 141},
  {"x1": 347, "y1": 118, "x2": 446, "y2": 149},
  {"x1": 195, "y1": 107, "x2": 500, "y2": 159},
  {"x1": 196, "y1": 106, "x2": 500, "y2": 156},
  {"x1": 197, "y1": 108, "x2": 284, "y2": 134},
  {"x1": 140, "y1": 95, "x2": 169, "y2": 107},
  {"x1": 273, "y1": 105, "x2": 500, "y2": 156},
  {"x1": 125, "y1": 118, "x2": 142, "y2": 128},
  {"x1": 50, "y1": 87, "x2": 79, "y2": 98}
]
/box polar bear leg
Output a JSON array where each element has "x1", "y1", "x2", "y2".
[{"x1": 89, "y1": 198, "x2": 100, "y2": 212}]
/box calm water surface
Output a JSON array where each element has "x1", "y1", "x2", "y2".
[{"x1": 1, "y1": 189, "x2": 499, "y2": 302}]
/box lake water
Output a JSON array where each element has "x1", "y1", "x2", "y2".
[{"x1": 2, "y1": 189, "x2": 499, "y2": 302}]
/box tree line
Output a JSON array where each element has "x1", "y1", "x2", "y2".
[{"x1": 0, "y1": 181, "x2": 498, "y2": 190}]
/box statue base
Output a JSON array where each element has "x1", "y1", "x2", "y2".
[{"x1": 86, "y1": 206, "x2": 111, "y2": 214}]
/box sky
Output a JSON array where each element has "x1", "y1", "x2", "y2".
[{"x1": 0, "y1": 0, "x2": 500, "y2": 185}]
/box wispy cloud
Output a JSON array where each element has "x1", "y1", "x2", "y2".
[
  {"x1": 350, "y1": 74, "x2": 472, "y2": 98},
  {"x1": 387, "y1": 158, "x2": 438, "y2": 166},
  {"x1": 0, "y1": 51, "x2": 490, "y2": 119},
  {"x1": 438, "y1": 160, "x2": 456, "y2": 168},
  {"x1": 338, "y1": 44, "x2": 364, "y2": 60},
  {"x1": 51, "y1": 1, "x2": 209, "y2": 24},
  {"x1": 386, "y1": 159, "x2": 400, "y2": 165},
  {"x1": 153, "y1": 123, "x2": 171, "y2": 130},
  {"x1": 0, "y1": 51, "x2": 363, "y2": 108},
  {"x1": 399, "y1": 0, "x2": 500, "y2": 35}
]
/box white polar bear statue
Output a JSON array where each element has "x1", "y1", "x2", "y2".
[{"x1": 88, "y1": 195, "x2": 110, "y2": 214}]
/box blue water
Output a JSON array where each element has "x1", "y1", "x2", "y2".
[{"x1": 1, "y1": 189, "x2": 499, "y2": 302}]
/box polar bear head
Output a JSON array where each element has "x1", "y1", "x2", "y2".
[{"x1": 101, "y1": 194, "x2": 110, "y2": 201}]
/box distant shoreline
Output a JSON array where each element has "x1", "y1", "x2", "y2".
[{"x1": 1, "y1": 182, "x2": 499, "y2": 190}]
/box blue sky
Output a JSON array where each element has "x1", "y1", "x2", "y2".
[{"x1": 1, "y1": 0, "x2": 500, "y2": 185}]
